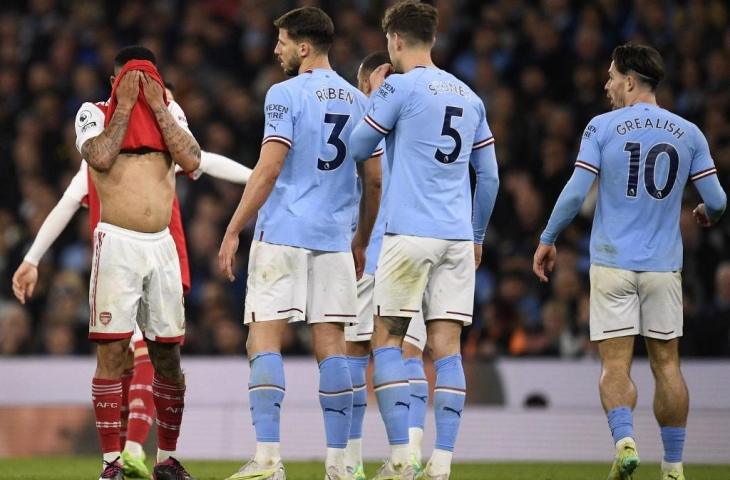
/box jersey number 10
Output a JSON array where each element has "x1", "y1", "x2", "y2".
[{"x1": 623, "y1": 142, "x2": 679, "y2": 199}]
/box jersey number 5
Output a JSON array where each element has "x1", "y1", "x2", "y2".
[
  {"x1": 435, "y1": 106, "x2": 464, "y2": 164},
  {"x1": 623, "y1": 142, "x2": 679, "y2": 199},
  {"x1": 318, "y1": 113, "x2": 350, "y2": 171}
]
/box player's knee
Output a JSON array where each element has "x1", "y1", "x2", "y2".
[
  {"x1": 648, "y1": 355, "x2": 680, "y2": 380},
  {"x1": 95, "y1": 339, "x2": 131, "y2": 377},
  {"x1": 346, "y1": 340, "x2": 371, "y2": 357},
  {"x1": 147, "y1": 342, "x2": 183, "y2": 381}
]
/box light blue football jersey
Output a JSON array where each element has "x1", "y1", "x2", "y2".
[
  {"x1": 577, "y1": 102, "x2": 718, "y2": 271},
  {"x1": 362, "y1": 66, "x2": 494, "y2": 241},
  {"x1": 255, "y1": 69, "x2": 382, "y2": 252}
]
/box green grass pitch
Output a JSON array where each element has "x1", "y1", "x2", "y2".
[{"x1": 0, "y1": 457, "x2": 728, "y2": 479}]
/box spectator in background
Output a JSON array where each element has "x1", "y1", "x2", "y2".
[
  {"x1": 0, "y1": 1, "x2": 728, "y2": 359},
  {"x1": 0, "y1": 302, "x2": 32, "y2": 355}
]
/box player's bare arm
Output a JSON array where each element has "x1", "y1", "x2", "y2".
[
  {"x1": 352, "y1": 156, "x2": 382, "y2": 279},
  {"x1": 142, "y1": 74, "x2": 201, "y2": 173},
  {"x1": 533, "y1": 243, "x2": 557, "y2": 283},
  {"x1": 218, "y1": 142, "x2": 288, "y2": 281},
  {"x1": 11, "y1": 262, "x2": 38, "y2": 305},
  {"x1": 82, "y1": 71, "x2": 139, "y2": 172}
]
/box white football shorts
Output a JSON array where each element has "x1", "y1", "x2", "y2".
[
  {"x1": 345, "y1": 273, "x2": 427, "y2": 350},
  {"x1": 589, "y1": 264, "x2": 682, "y2": 341},
  {"x1": 373, "y1": 234, "x2": 474, "y2": 325},
  {"x1": 89, "y1": 223, "x2": 185, "y2": 343},
  {"x1": 244, "y1": 240, "x2": 357, "y2": 324}
]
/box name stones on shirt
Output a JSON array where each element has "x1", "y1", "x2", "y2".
[
  {"x1": 314, "y1": 87, "x2": 355, "y2": 104},
  {"x1": 615, "y1": 117, "x2": 685, "y2": 139},
  {"x1": 427, "y1": 80, "x2": 471, "y2": 98}
]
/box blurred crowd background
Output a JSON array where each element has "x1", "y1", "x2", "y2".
[{"x1": 1, "y1": 0, "x2": 729, "y2": 358}]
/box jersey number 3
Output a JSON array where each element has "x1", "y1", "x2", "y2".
[
  {"x1": 623, "y1": 142, "x2": 679, "y2": 199},
  {"x1": 435, "y1": 106, "x2": 464, "y2": 164},
  {"x1": 318, "y1": 113, "x2": 350, "y2": 171}
]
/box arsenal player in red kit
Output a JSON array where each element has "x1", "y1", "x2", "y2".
[{"x1": 12, "y1": 56, "x2": 251, "y2": 479}]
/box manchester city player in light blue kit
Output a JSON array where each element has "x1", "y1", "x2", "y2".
[
  {"x1": 349, "y1": 2, "x2": 500, "y2": 479},
  {"x1": 344, "y1": 51, "x2": 431, "y2": 480},
  {"x1": 218, "y1": 7, "x2": 382, "y2": 480},
  {"x1": 533, "y1": 44, "x2": 726, "y2": 480}
]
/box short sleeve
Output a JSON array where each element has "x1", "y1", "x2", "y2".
[
  {"x1": 574, "y1": 117, "x2": 602, "y2": 175},
  {"x1": 689, "y1": 125, "x2": 717, "y2": 182},
  {"x1": 363, "y1": 74, "x2": 409, "y2": 135},
  {"x1": 261, "y1": 83, "x2": 293, "y2": 148},
  {"x1": 167, "y1": 101, "x2": 193, "y2": 136},
  {"x1": 74, "y1": 103, "x2": 105, "y2": 154},
  {"x1": 472, "y1": 101, "x2": 495, "y2": 151}
]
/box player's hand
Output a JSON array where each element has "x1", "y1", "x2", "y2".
[
  {"x1": 474, "y1": 243, "x2": 483, "y2": 269},
  {"x1": 692, "y1": 203, "x2": 713, "y2": 227},
  {"x1": 12, "y1": 261, "x2": 38, "y2": 305},
  {"x1": 351, "y1": 234, "x2": 367, "y2": 281},
  {"x1": 533, "y1": 243, "x2": 557, "y2": 283},
  {"x1": 369, "y1": 63, "x2": 393, "y2": 93},
  {"x1": 141, "y1": 73, "x2": 165, "y2": 110},
  {"x1": 218, "y1": 231, "x2": 240, "y2": 282},
  {"x1": 115, "y1": 70, "x2": 141, "y2": 109}
]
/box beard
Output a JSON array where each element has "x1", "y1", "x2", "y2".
[
  {"x1": 608, "y1": 92, "x2": 624, "y2": 110},
  {"x1": 280, "y1": 55, "x2": 301, "y2": 77}
]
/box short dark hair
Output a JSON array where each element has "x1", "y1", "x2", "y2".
[
  {"x1": 274, "y1": 7, "x2": 334, "y2": 53},
  {"x1": 382, "y1": 0, "x2": 438, "y2": 45},
  {"x1": 360, "y1": 51, "x2": 391, "y2": 76},
  {"x1": 611, "y1": 43, "x2": 665, "y2": 90},
  {"x1": 114, "y1": 45, "x2": 156, "y2": 68}
]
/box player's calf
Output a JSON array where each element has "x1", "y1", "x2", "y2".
[
  {"x1": 404, "y1": 357, "x2": 427, "y2": 467},
  {"x1": 249, "y1": 352, "x2": 286, "y2": 467},
  {"x1": 344, "y1": 353, "x2": 369, "y2": 475},
  {"x1": 427, "y1": 354, "x2": 465, "y2": 478},
  {"x1": 318, "y1": 355, "x2": 354, "y2": 474},
  {"x1": 373, "y1": 346, "x2": 411, "y2": 468}
]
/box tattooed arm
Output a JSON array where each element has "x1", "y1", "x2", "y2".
[
  {"x1": 142, "y1": 74, "x2": 201, "y2": 173},
  {"x1": 81, "y1": 71, "x2": 140, "y2": 172}
]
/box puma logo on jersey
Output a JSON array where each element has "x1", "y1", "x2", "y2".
[
  {"x1": 410, "y1": 394, "x2": 428, "y2": 403},
  {"x1": 324, "y1": 407, "x2": 348, "y2": 416},
  {"x1": 395, "y1": 401, "x2": 410, "y2": 409},
  {"x1": 443, "y1": 406, "x2": 462, "y2": 417}
]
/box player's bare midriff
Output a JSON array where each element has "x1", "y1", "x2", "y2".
[{"x1": 91, "y1": 151, "x2": 175, "y2": 233}]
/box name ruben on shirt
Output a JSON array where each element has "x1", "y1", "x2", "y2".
[
  {"x1": 615, "y1": 116, "x2": 685, "y2": 139},
  {"x1": 314, "y1": 87, "x2": 355, "y2": 104}
]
